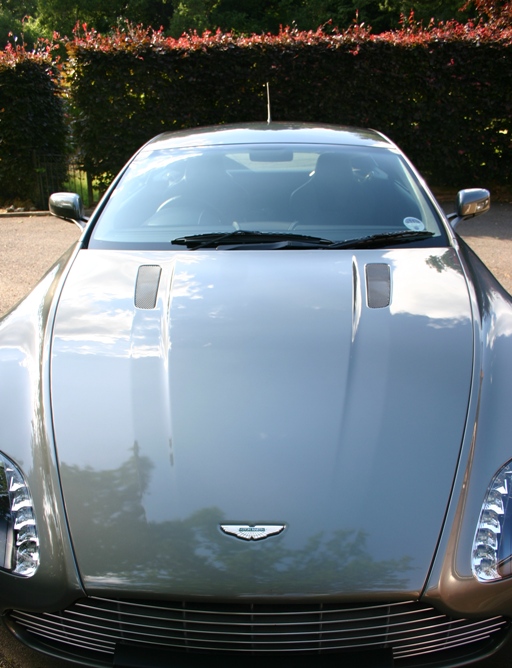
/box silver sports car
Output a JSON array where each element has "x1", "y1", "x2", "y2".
[{"x1": 1, "y1": 123, "x2": 511, "y2": 667}]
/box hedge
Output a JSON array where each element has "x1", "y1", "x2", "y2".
[
  {"x1": 1, "y1": 21, "x2": 512, "y2": 205},
  {"x1": 65, "y1": 22, "x2": 512, "y2": 191},
  {"x1": 0, "y1": 43, "x2": 67, "y2": 206}
]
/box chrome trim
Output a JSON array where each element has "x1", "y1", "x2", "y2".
[
  {"x1": 220, "y1": 525, "x2": 286, "y2": 540},
  {"x1": 9, "y1": 598, "x2": 508, "y2": 662}
]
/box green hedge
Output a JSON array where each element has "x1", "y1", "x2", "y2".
[
  {"x1": 1, "y1": 23, "x2": 512, "y2": 205},
  {"x1": 65, "y1": 23, "x2": 512, "y2": 191},
  {"x1": 0, "y1": 45, "x2": 67, "y2": 206}
]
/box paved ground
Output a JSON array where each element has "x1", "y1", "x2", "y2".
[
  {"x1": 0, "y1": 214, "x2": 81, "y2": 317},
  {"x1": 0, "y1": 203, "x2": 511, "y2": 667}
]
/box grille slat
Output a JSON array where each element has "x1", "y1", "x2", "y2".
[
  {"x1": 18, "y1": 612, "x2": 487, "y2": 645},
  {"x1": 9, "y1": 597, "x2": 508, "y2": 663},
  {"x1": 395, "y1": 628, "x2": 505, "y2": 658},
  {"x1": 74, "y1": 601, "x2": 448, "y2": 629},
  {"x1": 11, "y1": 613, "x2": 117, "y2": 648},
  {"x1": 10, "y1": 620, "x2": 116, "y2": 653},
  {"x1": 45, "y1": 608, "x2": 451, "y2": 637}
]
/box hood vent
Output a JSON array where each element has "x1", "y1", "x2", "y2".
[
  {"x1": 366, "y1": 263, "x2": 390, "y2": 308},
  {"x1": 134, "y1": 265, "x2": 162, "y2": 309}
]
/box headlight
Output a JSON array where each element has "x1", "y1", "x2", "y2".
[
  {"x1": 472, "y1": 459, "x2": 512, "y2": 582},
  {"x1": 0, "y1": 453, "x2": 39, "y2": 577}
]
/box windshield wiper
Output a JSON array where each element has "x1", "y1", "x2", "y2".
[
  {"x1": 329, "y1": 230, "x2": 435, "y2": 249},
  {"x1": 171, "y1": 230, "x2": 333, "y2": 249},
  {"x1": 171, "y1": 229, "x2": 435, "y2": 250}
]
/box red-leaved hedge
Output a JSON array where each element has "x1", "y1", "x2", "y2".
[
  {"x1": 1, "y1": 20, "x2": 512, "y2": 205},
  {"x1": 66, "y1": 21, "x2": 512, "y2": 191}
]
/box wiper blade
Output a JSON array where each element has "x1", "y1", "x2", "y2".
[
  {"x1": 171, "y1": 229, "x2": 435, "y2": 250},
  {"x1": 330, "y1": 230, "x2": 435, "y2": 249},
  {"x1": 171, "y1": 230, "x2": 333, "y2": 249}
]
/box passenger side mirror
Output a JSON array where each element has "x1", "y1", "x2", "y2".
[{"x1": 447, "y1": 188, "x2": 490, "y2": 229}]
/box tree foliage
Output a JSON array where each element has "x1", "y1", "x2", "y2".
[
  {"x1": 1, "y1": 0, "x2": 511, "y2": 47},
  {"x1": 32, "y1": 0, "x2": 174, "y2": 36}
]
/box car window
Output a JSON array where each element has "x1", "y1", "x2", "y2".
[{"x1": 88, "y1": 144, "x2": 447, "y2": 249}]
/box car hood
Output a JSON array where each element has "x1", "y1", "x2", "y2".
[{"x1": 51, "y1": 247, "x2": 474, "y2": 600}]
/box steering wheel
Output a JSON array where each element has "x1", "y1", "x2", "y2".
[{"x1": 156, "y1": 196, "x2": 225, "y2": 225}]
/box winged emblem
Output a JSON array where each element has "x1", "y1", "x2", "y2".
[{"x1": 220, "y1": 524, "x2": 286, "y2": 541}]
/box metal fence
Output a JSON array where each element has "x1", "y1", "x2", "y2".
[{"x1": 34, "y1": 153, "x2": 95, "y2": 210}]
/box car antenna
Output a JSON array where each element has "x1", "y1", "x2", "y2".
[{"x1": 266, "y1": 82, "x2": 272, "y2": 123}]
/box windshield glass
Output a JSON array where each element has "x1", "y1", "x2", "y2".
[{"x1": 88, "y1": 143, "x2": 448, "y2": 249}]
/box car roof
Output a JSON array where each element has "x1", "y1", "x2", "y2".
[{"x1": 141, "y1": 122, "x2": 396, "y2": 152}]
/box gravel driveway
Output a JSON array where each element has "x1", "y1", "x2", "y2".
[
  {"x1": 0, "y1": 214, "x2": 81, "y2": 317},
  {"x1": 0, "y1": 204, "x2": 511, "y2": 668}
]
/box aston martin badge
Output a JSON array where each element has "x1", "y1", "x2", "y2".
[{"x1": 220, "y1": 524, "x2": 285, "y2": 541}]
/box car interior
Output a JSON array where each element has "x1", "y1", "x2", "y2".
[{"x1": 88, "y1": 145, "x2": 442, "y2": 248}]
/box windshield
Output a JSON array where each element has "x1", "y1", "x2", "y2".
[{"x1": 88, "y1": 143, "x2": 448, "y2": 250}]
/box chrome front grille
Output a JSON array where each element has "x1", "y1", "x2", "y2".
[{"x1": 9, "y1": 598, "x2": 508, "y2": 663}]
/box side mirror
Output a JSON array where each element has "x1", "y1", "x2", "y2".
[
  {"x1": 49, "y1": 192, "x2": 87, "y2": 228},
  {"x1": 447, "y1": 188, "x2": 490, "y2": 229}
]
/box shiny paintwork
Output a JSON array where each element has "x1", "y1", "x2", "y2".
[
  {"x1": 50, "y1": 247, "x2": 472, "y2": 600},
  {"x1": 2, "y1": 123, "x2": 512, "y2": 629},
  {"x1": 425, "y1": 240, "x2": 512, "y2": 617},
  {"x1": 0, "y1": 247, "x2": 85, "y2": 611},
  {"x1": 136, "y1": 123, "x2": 393, "y2": 152}
]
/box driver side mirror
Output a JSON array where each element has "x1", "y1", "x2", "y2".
[{"x1": 49, "y1": 192, "x2": 88, "y2": 229}]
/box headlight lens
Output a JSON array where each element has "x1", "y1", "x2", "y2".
[
  {"x1": 472, "y1": 460, "x2": 512, "y2": 582},
  {"x1": 0, "y1": 453, "x2": 39, "y2": 577}
]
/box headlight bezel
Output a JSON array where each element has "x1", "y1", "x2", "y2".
[
  {"x1": 472, "y1": 459, "x2": 512, "y2": 582},
  {"x1": 0, "y1": 452, "x2": 40, "y2": 578}
]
